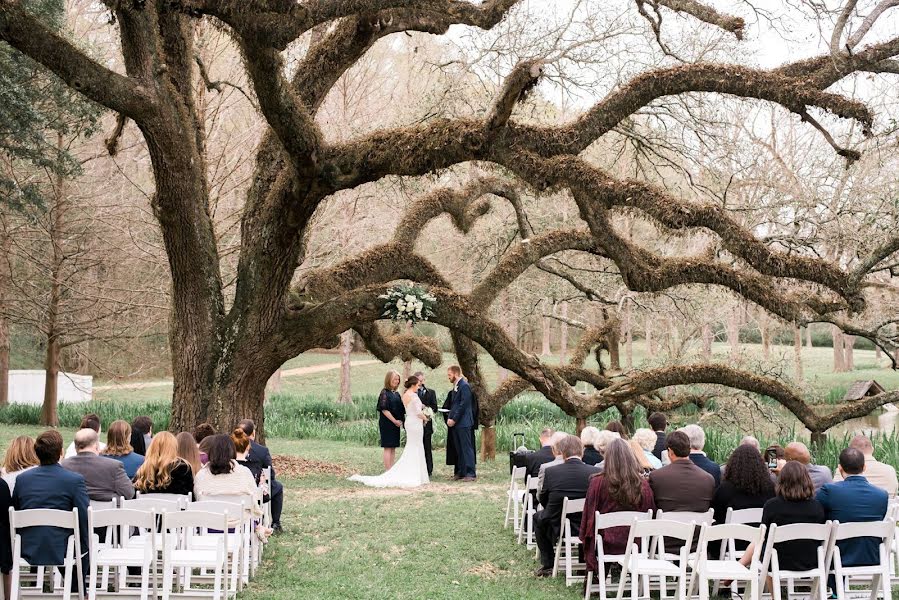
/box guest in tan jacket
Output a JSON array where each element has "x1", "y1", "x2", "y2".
[{"x1": 834, "y1": 435, "x2": 898, "y2": 497}]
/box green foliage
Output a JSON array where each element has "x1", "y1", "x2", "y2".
[{"x1": 0, "y1": 0, "x2": 102, "y2": 208}]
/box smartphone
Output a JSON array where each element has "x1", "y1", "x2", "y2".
[{"x1": 764, "y1": 448, "x2": 778, "y2": 470}]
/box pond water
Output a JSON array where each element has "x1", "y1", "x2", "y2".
[{"x1": 805, "y1": 405, "x2": 899, "y2": 438}]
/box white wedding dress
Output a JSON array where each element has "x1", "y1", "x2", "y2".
[{"x1": 349, "y1": 393, "x2": 430, "y2": 488}]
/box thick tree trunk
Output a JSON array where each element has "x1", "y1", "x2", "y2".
[
  {"x1": 806, "y1": 325, "x2": 813, "y2": 348},
  {"x1": 607, "y1": 328, "x2": 621, "y2": 371},
  {"x1": 832, "y1": 325, "x2": 846, "y2": 372},
  {"x1": 793, "y1": 326, "x2": 803, "y2": 381},
  {"x1": 0, "y1": 230, "x2": 9, "y2": 406},
  {"x1": 41, "y1": 335, "x2": 60, "y2": 426},
  {"x1": 41, "y1": 147, "x2": 64, "y2": 427},
  {"x1": 559, "y1": 301, "x2": 569, "y2": 363},
  {"x1": 337, "y1": 330, "x2": 353, "y2": 403},
  {"x1": 480, "y1": 422, "x2": 496, "y2": 461},
  {"x1": 618, "y1": 407, "x2": 635, "y2": 435},
  {"x1": 701, "y1": 322, "x2": 713, "y2": 362},
  {"x1": 843, "y1": 334, "x2": 855, "y2": 371},
  {"x1": 575, "y1": 417, "x2": 586, "y2": 436}
]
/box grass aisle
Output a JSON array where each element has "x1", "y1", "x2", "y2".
[{"x1": 243, "y1": 439, "x2": 581, "y2": 599}]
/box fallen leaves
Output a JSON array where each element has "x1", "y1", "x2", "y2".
[{"x1": 272, "y1": 454, "x2": 352, "y2": 477}]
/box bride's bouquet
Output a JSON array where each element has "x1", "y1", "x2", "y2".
[
  {"x1": 421, "y1": 406, "x2": 434, "y2": 422},
  {"x1": 380, "y1": 284, "x2": 437, "y2": 324}
]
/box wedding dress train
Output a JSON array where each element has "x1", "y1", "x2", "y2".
[{"x1": 349, "y1": 395, "x2": 430, "y2": 488}]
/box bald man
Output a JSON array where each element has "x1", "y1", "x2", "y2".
[
  {"x1": 61, "y1": 428, "x2": 134, "y2": 502},
  {"x1": 784, "y1": 442, "x2": 832, "y2": 491},
  {"x1": 834, "y1": 435, "x2": 898, "y2": 497}
]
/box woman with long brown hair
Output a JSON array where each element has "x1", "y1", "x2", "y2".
[
  {"x1": 377, "y1": 370, "x2": 404, "y2": 470},
  {"x1": 580, "y1": 438, "x2": 656, "y2": 577},
  {"x1": 103, "y1": 420, "x2": 145, "y2": 478},
  {"x1": 133, "y1": 431, "x2": 194, "y2": 495},
  {"x1": 1, "y1": 436, "x2": 38, "y2": 493},
  {"x1": 175, "y1": 432, "x2": 201, "y2": 475}
]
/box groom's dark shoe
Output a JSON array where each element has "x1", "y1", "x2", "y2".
[{"x1": 462, "y1": 476, "x2": 476, "y2": 482}]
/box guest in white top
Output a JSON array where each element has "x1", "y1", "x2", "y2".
[
  {"x1": 1, "y1": 435, "x2": 39, "y2": 493},
  {"x1": 834, "y1": 435, "x2": 898, "y2": 497},
  {"x1": 194, "y1": 434, "x2": 262, "y2": 517},
  {"x1": 64, "y1": 413, "x2": 106, "y2": 458}
]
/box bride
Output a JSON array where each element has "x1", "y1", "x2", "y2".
[{"x1": 349, "y1": 375, "x2": 430, "y2": 488}]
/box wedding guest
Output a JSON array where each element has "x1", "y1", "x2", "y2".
[
  {"x1": 741, "y1": 436, "x2": 761, "y2": 452},
  {"x1": 526, "y1": 428, "x2": 556, "y2": 479},
  {"x1": 834, "y1": 435, "x2": 898, "y2": 497},
  {"x1": 377, "y1": 370, "x2": 404, "y2": 471},
  {"x1": 649, "y1": 431, "x2": 715, "y2": 513},
  {"x1": 593, "y1": 430, "x2": 622, "y2": 473},
  {"x1": 132, "y1": 416, "x2": 153, "y2": 452},
  {"x1": 536, "y1": 432, "x2": 568, "y2": 495},
  {"x1": 414, "y1": 371, "x2": 438, "y2": 476},
  {"x1": 194, "y1": 434, "x2": 262, "y2": 517},
  {"x1": 605, "y1": 420, "x2": 628, "y2": 439},
  {"x1": 1, "y1": 435, "x2": 38, "y2": 493},
  {"x1": 534, "y1": 435, "x2": 599, "y2": 577},
  {"x1": 232, "y1": 428, "x2": 261, "y2": 484},
  {"x1": 102, "y1": 420, "x2": 145, "y2": 478},
  {"x1": 629, "y1": 439, "x2": 655, "y2": 473},
  {"x1": 239, "y1": 419, "x2": 284, "y2": 534},
  {"x1": 632, "y1": 429, "x2": 663, "y2": 469},
  {"x1": 712, "y1": 443, "x2": 775, "y2": 526},
  {"x1": 783, "y1": 442, "x2": 831, "y2": 491},
  {"x1": 681, "y1": 424, "x2": 720, "y2": 486},
  {"x1": 580, "y1": 438, "x2": 656, "y2": 577},
  {"x1": 176, "y1": 432, "x2": 201, "y2": 476},
  {"x1": 0, "y1": 478, "x2": 9, "y2": 598},
  {"x1": 64, "y1": 413, "x2": 106, "y2": 458},
  {"x1": 738, "y1": 461, "x2": 826, "y2": 571},
  {"x1": 194, "y1": 422, "x2": 217, "y2": 464},
  {"x1": 62, "y1": 428, "x2": 135, "y2": 502},
  {"x1": 580, "y1": 426, "x2": 603, "y2": 466},
  {"x1": 133, "y1": 431, "x2": 194, "y2": 496},
  {"x1": 648, "y1": 412, "x2": 667, "y2": 460}
]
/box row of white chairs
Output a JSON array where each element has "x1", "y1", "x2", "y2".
[{"x1": 7, "y1": 488, "x2": 271, "y2": 600}]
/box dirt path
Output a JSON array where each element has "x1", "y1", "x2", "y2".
[{"x1": 94, "y1": 358, "x2": 381, "y2": 391}]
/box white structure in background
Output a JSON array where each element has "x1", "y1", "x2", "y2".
[{"x1": 8, "y1": 370, "x2": 92, "y2": 405}]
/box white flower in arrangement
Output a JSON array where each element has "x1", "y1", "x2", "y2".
[
  {"x1": 381, "y1": 284, "x2": 437, "y2": 324},
  {"x1": 421, "y1": 407, "x2": 434, "y2": 420}
]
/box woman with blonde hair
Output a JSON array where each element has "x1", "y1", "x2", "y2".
[
  {"x1": 1, "y1": 436, "x2": 38, "y2": 493},
  {"x1": 175, "y1": 432, "x2": 201, "y2": 475},
  {"x1": 133, "y1": 431, "x2": 194, "y2": 495},
  {"x1": 376, "y1": 369, "x2": 404, "y2": 470},
  {"x1": 102, "y1": 420, "x2": 145, "y2": 478}
]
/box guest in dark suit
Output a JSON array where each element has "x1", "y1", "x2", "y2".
[
  {"x1": 580, "y1": 426, "x2": 603, "y2": 466},
  {"x1": 62, "y1": 429, "x2": 134, "y2": 502},
  {"x1": 681, "y1": 424, "x2": 721, "y2": 486},
  {"x1": 527, "y1": 428, "x2": 557, "y2": 480},
  {"x1": 648, "y1": 412, "x2": 667, "y2": 460},
  {"x1": 12, "y1": 430, "x2": 89, "y2": 575},
  {"x1": 442, "y1": 389, "x2": 457, "y2": 468},
  {"x1": 712, "y1": 443, "x2": 775, "y2": 525},
  {"x1": 239, "y1": 419, "x2": 285, "y2": 534},
  {"x1": 414, "y1": 371, "x2": 438, "y2": 476},
  {"x1": 446, "y1": 365, "x2": 476, "y2": 481},
  {"x1": 817, "y1": 448, "x2": 888, "y2": 568},
  {"x1": 534, "y1": 435, "x2": 600, "y2": 576},
  {"x1": 649, "y1": 431, "x2": 716, "y2": 513}
]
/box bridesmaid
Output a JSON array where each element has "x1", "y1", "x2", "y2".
[{"x1": 377, "y1": 370, "x2": 404, "y2": 470}]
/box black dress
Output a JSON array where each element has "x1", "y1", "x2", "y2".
[
  {"x1": 711, "y1": 480, "x2": 775, "y2": 526},
  {"x1": 761, "y1": 496, "x2": 826, "y2": 571},
  {"x1": 583, "y1": 445, "x2": 603, "y2": 466},
  {"x1": 377, "y1": 388, "x2": 404, "y2": 448}
]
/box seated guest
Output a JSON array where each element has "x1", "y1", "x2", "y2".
[
  {"x1": 0, "y1": 478, "x2": 9, "y2": 598},
  {"x1": 175, "y1": 432, "x2": 201, "y2": 476},
  {"x1": 580, "y1": 427, "x2": 603, "y2": 466},
  {"x1": 580, "y1": 438, "x2": 656, "y2": 577},
  {"x1": 194, "y1": 423, "x2": 217, "y2": 465},
  {"x1": 534, "y1": 435, "x2": 600, "y2": 577},
  {"x1": 681, "y1": 424, "x2": 721, "y2": 486},
  {"x1": 1, "y1": 435, "x2": 39, "y2": 493},
  {"x1": 817, "y1": 448, "x2": 888, "y2": 569},
  {"x1": 239, "y1": 419, "x2": 285, "y2": 533},
  {"x1": 526, "y1": 428, "x2": 556, "y2": 480},
  {"x1": 233, "y1": 428, "x2": 262, "y2": 485},
  {"x1": 605, "y1": 420, "x2": 628, "y2": 439},
  {"x1": 783, "y1": 442, "x2": 831, "y2": 491},
  {"x1": 632, "y1": 429, "x2": 663, "y2": 469},
  {"x1": 12, "y1": 431, "x2": 89, "y2": 577},
  {"x1": 132, "y1": 416, "x2": 153, "y2": 455},
  {"x1": 648, "y1": 412, "x2": 667, "y2": 460},
  {"x1": 194, "y1": 434, "x2": 262, "y2": 518},
  {"x1": 712, "y1": 443, "x2": 775, "y2": 526},
  {"x1": 629, "y1": 440, "x2": 655, "y2": 473},
  {"x1": 594, "y1": 430, "x2": 621, "y2": 472},
  {"x1": 102, "y1": 420, "x2": 145, "y2": 479},
  {"x1": 739, "y1": 461, "x2": 826, "y2": 572},
  {"x1": 741, "y1": 436, "x2": 761, "y2": 452},
  {"x1": 62, "y1": 428, "x2": 134, "y2": 502},
  {"x1": 64, "y1": 413, "x2": 106, "y2": 458},
  {"x1": 133, "y1": 431, "x2": 194, "y2": 496},
  {"x1": 649, "y1": 431, "x2": 715, "y2": 513},
  {"x1": 834, "y1": 435, "x2": 898, "y2": 497},
  {"x1": 536, "y1": 432, "x2": 568, "y2": 495}
]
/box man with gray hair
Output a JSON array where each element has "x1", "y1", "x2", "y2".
[
  {"x1": 834, "y1": 435, "x2": 898, "y2": 497},
  {"x1": 526, "y1": 427, "x2": 556, "y2": 480},
  {"x1": 680, "y1": 424, "x2": 720, "y2": 486},
  {"x1": 61, "y1": 428, "x2": 135, "y2": 502}
]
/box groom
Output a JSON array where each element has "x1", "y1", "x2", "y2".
[{"x1": 446, "y1": 365, "x2": 476, "y2": 481}]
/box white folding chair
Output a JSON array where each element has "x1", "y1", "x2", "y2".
[
  {"x1": 518, "y1": 477, "x2": 539, "y2": 551},
  {"x1": 721, "y1": 507, "x2": 765, "y2": 562},
  {"x1": 691, "y1": 522, "x2": 766, "y2": 600},
  {"x1": 161, "y1": 510, "x2": 229, "y2": 600},
  {"x1": 505, "y1": 466, "x2": 527, "y2": 531},
  {"x1": 190, "y1": 498, "x2": 251, "y2": 591},
  {"x1": 9, "y1": 507, "x2": 85, "y2": 600},
  {"x1": 136, "y1": 491, "x2": 192, "y2": 503},
  {"x1": 760, "y1": 521, "x2": 833, "y2": 600},
  {"x1": 552, "y1": 497, "x2": 586, "y2": 585},
  {"x1": 615, "y1": 518, "x2": 695, "y2": 600},
  {"x1": 202, "y1": 493, "x2": 262, "y2": 578},
  {"x1": 262, "y1": 466, "x2": 273, "y2": 530},
  {"x1": 652, "y1": 508, "x2": 714, "y2": 564},
  {"x1": 584, "y1": 510, "x2": 653, "y2": 600},
  {"x1": 827, "y1": 519, "x2": 894, "y2": 600},
  {"x1": 87, "y1": 507, "x2": 156, "y2": 600}
]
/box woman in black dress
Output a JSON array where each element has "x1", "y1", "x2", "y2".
[{"x1": 378, "y1": 370, "x2": 404, "y2": 470}]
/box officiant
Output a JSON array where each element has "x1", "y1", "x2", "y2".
[{"x1": 414, "y1": 371, "x2": 438, "y2": 476}]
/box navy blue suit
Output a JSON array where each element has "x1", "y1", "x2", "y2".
[
  {"x1": 12, "y1": 464, "x2": 89, "y2": 566},
  {"x1": 448, "y1": 378, "x2": 476, "y2": 478},
  {"x1": 816, "y1": 475, "x2": 888, "y2": 566},
  {"x1": 690, "y1": 453, "x2": 721, "y2": 487},
  {"x1": 244, "y1": 440, "x2": 284, "y2": 526}
]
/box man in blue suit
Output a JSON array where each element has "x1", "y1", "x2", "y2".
[
  {"x1": 817, "y1": 447, "x2": 888, "y2": 568},
  {"x1": 446, "y1": 365, "x2": 476, "y2": 481},
  {"x1": 12, "y1": 430, "x2": 89, "y2": 585}
]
